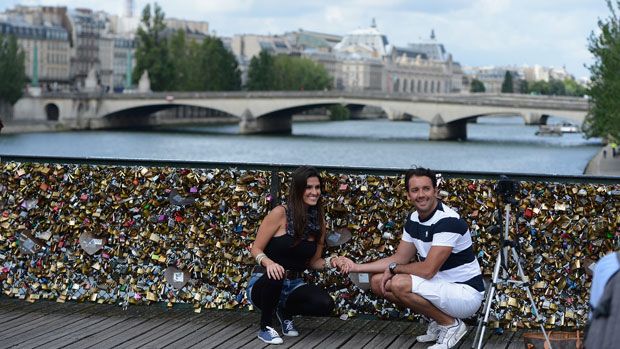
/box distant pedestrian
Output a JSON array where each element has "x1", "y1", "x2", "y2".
[
  {"x1": 0, "y1": 118, "x2": 3, "y2": 133},
  {"x1": 604, "y1": 150, "x2": 607, "y2": 158},
  {"x1": 611, "y1": 142, "x2": 618, "y2": 157}
]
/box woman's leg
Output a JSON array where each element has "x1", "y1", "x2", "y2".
[
  {"x1": 250, "y1": 275, "x2": 284, "y2": 329},
  {"x1": 282, "y1": 284, "x2": 334, "y2": 318}
]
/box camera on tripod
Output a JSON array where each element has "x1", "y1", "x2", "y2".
[{"x1": 495, "y1": 175, "x2": 519, "y2": 203}]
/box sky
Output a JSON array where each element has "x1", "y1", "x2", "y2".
[{"x1": 1, "y1": 0, "x2": 612, "y2": 80}]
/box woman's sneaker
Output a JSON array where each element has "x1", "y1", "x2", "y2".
[
  {"x1": 258, "y1": 326, "x2": 283, "y2": 344},
  {"x1": 416, "y1": 320, "x2": 439, "y2": 342},
  {"x1": 428, "y1": 319, "x2": 467, "y2": 349},
  {"x1": 276, "y1": 308, "x2": 299, "y2": 336}
]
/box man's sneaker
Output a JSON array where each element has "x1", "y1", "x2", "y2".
[
  {"x1": 257, "y1": 326, "x2": 283, "y2": 344},
  {"x1": 276, "y1": 307, "x2": 299, "y2": 336},
  {"x1": 428, "y1": 319, "x2": 467, "y2": 349},
  {"x1": 416, "y1": 320, "x2": 439, "y2": 342}
]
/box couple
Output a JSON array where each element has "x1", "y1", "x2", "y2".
[{"x1": 247, "y1": 166, "x2": 485, "y2": 348}]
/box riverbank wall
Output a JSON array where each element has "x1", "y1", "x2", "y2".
[
  {"x1": 0, "y1": 156, "x2": 618, "y2": 329},
  {"x1": 584, "y1": 144, "x2": 620, "y2": 176}
]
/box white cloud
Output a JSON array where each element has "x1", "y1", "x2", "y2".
[{"x1": 0, "y1": 0, "x2": 611, "y2": 78}]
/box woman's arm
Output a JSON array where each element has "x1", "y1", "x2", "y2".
[
  {"x1": 250, "y1": 205, "x2": 286, "y2": 279},
  {"x1": 307, "y1": 223, "x2": 338, "y2": 270}
]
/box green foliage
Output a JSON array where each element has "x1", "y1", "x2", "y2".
[
  {"x1": 501, "y1": 71, "x2": 514, "y2": 93},
  {"x1": 525, "y1": 78, "x2": 585, "y2": 96},
  {"x1": 328, "y1": 105, "x2": 350, "y2": 121},
  {"x1": 0, "y1": 33, "x2": 26, "y2": 104},
  {"x1": 133, "y1": 3, "x2": 175, "y2": 91},
  {"x1": 470, "y1": 79, "x2": 485, "y2": 93},
  {"x1": 247, "y1": 51, "x2": 275, "y2": 90},
  {"x1": 585, "y1": 0, "x2": 620, "y2": 140},
  {"x1": 246, "y1": 51, "x2": 332, "y2": 91},
  {"x1": 196, "y1": 37, "x2": 241, "y2": 91},
  {"x1": 518, "y1": 80, "x2": 529, "y2": 94}
]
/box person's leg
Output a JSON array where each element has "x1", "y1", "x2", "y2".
[
  {"x1": 369, "y1": 273, "x2": 407, "y2": 308},
  {"x1": 282, "y1": 284, "x2": 334, "y2": 317},
  {"x1": 387, "y1": 274, "x2": 455, "y2": 325},
  {"x1": 250, "y1": 275, "x2": 284, "y2": 329}
]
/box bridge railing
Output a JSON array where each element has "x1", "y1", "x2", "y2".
[{"x1": 0, "y1": 154, "x2": 616, "y2": 329}]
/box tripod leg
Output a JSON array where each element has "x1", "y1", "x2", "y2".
[
  {"x1": 509, "y1": 247, "x2": 553, "y2": 349},
  {"x1": 472, "y1": 251, "x2": 503, "y2": 349}
]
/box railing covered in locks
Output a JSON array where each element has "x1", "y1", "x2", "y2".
[{"x1": 0, "y1": 155, "x2": 618, "y2": 330}]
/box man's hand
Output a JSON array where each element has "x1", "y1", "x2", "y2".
[
  {"x1": 335, "y1": 256, "x2": 357, "y2": 274},
  {"x1": 380, "y1": 268, "x2": 393, "y2": 296}
]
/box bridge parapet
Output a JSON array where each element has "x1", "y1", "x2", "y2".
[{"x1": 0, "y1": 156, "x2": 616, "y2": 328}]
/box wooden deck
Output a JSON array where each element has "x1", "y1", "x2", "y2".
[{"x1": 0, "y1": 297, "x2": 526, "y2": 348}]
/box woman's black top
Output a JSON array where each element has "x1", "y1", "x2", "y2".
[{"x1": 263, "y1": 206, "x2": 320, "y2": 271}]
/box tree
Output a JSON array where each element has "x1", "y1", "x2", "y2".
[
  {"x1": 195, "y1": 37, "x2": 241, "y2": 91},
  {"x1": 584, "y1": 0, "x2": 620, "y2": 140},
  {"x1": 470, "y1": 79, "x2": 485, "y2": 93},
  {"x1": 501, "y1": 71, "x2": 514, "y2": 93},
  {"x1": 133, "y1": 3, "x2": 175, "y2": 91},
  {"x1": 528, "y1": 80, "x2": 549, "y2": 95},
  {"x1": 563, "y1": 78, "x2": 587, "y2": 97},
  {"x1": 247, "y1": 51, "x2": 275, "y2": 90},
  {"x1": 0, "y1": 33, "x2": 26, "y2": 104},
  {"x1": 246, "y1": 52, "x2": 331, "y2": 91},
  {"x1": 518, "y1": 80, "x2": 529, "y2": 94}
]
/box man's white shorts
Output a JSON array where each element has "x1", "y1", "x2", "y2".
[{"x1": 411, "y1": 275, "x2": 484, "y2": 319}]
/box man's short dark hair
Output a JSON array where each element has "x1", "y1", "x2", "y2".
[{"x1": 405, "y1": 167, "x2": 437, "y2": 190}]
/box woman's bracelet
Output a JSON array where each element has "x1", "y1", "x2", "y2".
[
  {"x1": 255, "y1": 253, "x2": 267, "y2": 266},
  {"x1": 324, "y1": 256, "x2": 334, "y2": 270}
]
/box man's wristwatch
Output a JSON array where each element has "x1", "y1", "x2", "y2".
[{"x1": 388, "y1": 262, "x2": 398, "y2": 275}]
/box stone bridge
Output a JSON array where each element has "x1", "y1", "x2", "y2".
[{"x1": 13, "y1": 91, "x2": 589, "y2": 140}]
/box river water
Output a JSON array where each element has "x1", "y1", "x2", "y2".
[{"x1": 0, "y1": 116, "x2": 601, "y2": 175}]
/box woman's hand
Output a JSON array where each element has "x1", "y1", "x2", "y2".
[
  {"x1": 266, "y1": 262, "x2": 285, "y2": 280},
  {"x1": 335, "y1": 256, "x2": 357, "y2": 274}
]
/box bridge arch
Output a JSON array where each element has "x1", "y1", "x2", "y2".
[{"x1": 45, "y1": 103, "x2": 59, "y2": 121}]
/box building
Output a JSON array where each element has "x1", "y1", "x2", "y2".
[
  {"x1": 464, "y1": 66, "x2": 522, "y2": 93},
  {"x1": 0, "y1": 9, "x2": 71, "y2": 89}
]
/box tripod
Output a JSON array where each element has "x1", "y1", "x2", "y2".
[{"x1": 472, "y1": 197, "x2": 552, "y2": 349}]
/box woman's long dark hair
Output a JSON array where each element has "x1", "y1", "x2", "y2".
[{"x1": 288, "y1": 166, "x2": 325, "y2": 244}]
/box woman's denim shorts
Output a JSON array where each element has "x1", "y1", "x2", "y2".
[{"x1": 246, "y1": 272, "x2": 306, "y2": 308}]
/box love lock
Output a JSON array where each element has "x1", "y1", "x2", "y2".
[
  {"x1": 164, "y1": 266, "x2": 191, "y2": 289},
  {"x1": 326, "y1": 227, "x2": 352, "y2": 247},
  {"x1": 79, "y1": 231, "x2": 105, "y2": 255}
]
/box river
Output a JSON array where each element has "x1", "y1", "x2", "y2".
[{"x1": 0, "y1": 116, "x2": 601, "y2": 175}]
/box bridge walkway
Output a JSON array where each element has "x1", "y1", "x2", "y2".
[{"x1": 0, "y1": 298, "x2": 527, "y2": 348}]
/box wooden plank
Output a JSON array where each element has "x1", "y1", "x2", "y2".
[
  {"x1": 0, "y1": 302, "x2": 86, "y2": 342},
  {"x1": 506, "y1": 330, "x2": 526, "y2": 349},
  {"x1": 363, "y1": 321, "x2": 419, "y2": 348},
  {"x1": 211, "y1": 321, "x2": 261, "y2": 349},
  {"x1": 458, "y1": 325, "x2": 493, "y2": 349},
  {"x1": 1, "y1": 305, "x2": 105, "y2": 348},
  {"x1": 99, "y1": 308, "x2": 195, "y2": 348},
  {"x1": 389, "y1": 322, "x2": 428, "y2": 349},
  {"x1": 142, "y1": 311, "x2": 245, "y2": 348},
  {"x1": 188, "y1": 312, "x2": 257, "y2": 349},
  {"x1": 139, "y1": 314, "x2": 226, "y2": 349},
  {"x1": 63, "y1": 312, "x2": 164, "y2": 349},
  {"x1": 278, "y1": 317, "x2": 330, "y2": 348},
  {"x1": 313, "y1": 318, "x2": 370, "y2": 348},
  {"x1": 16, "y1": 314, "x2": 125, "y2": 348},
  {"x1": 339, "y1": 319, "x2": 391, "y2": 348}
]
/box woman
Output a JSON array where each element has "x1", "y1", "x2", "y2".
[{"x1": 247, "y1": 166, "x2": 338, "y2": 344}]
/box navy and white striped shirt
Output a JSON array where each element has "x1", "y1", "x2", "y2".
[{"x1": 402, "y1": 202, "x2": 484, "y2": 292}]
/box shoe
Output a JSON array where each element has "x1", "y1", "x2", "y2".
[
  {"x1": 416, "y1": 320, "x2": 439, "y2": 342},
  {"x1": 257, "y1": 326, "x2": 283, "y2": 344},
  {"x1": 276, "y1": 307, "x2": 299, "y2": 336},
  {"x1": 428, "y1": 319, "x2": 467, "y2": 349}
]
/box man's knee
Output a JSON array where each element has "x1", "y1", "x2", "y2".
[
  {"x1": 390, "y1": 274, "x2": 412, "y2": 297},
  {"x1": 369, "y1": 273, "x2": 383, "y2": 295}
]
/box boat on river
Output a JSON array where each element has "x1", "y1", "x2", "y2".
[{"x1": 535, "y1": 122, "x2": 581, "y2": 136}]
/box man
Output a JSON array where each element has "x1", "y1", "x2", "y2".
[{"x1": 338, "y1": 167, "x2": 485, "y2": 349}]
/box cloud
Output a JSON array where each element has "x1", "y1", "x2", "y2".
[{"x1": 0, "y1": 0, "x2": 611, "y2": 78}]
